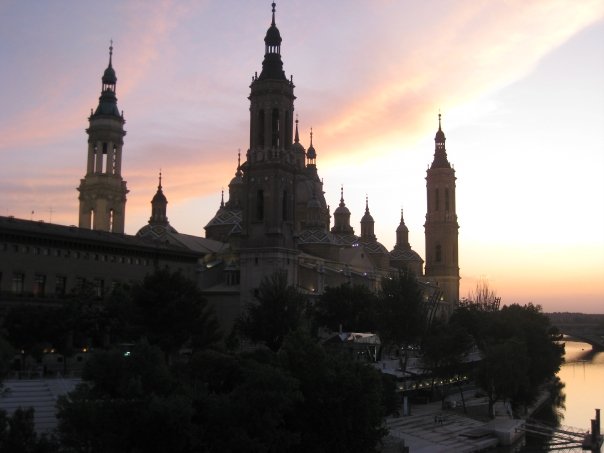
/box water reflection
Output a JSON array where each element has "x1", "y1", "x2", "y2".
[{"x1": 518, "y1": 339, "x2": 604, "y2": 452}]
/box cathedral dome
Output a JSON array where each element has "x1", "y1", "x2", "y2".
[{"x1": 229, "y1": 174, "x2": 243, "y2": 186}]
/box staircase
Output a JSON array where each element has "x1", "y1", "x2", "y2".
[{"x1": 0, "y1": 378, "x2": 80, "y2": 434}]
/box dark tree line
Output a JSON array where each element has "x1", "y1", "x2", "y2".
[
  {"x1": 0, "y1": 269, "x2": 394, "y2": 452},
  {"x1": 0, "y1": 267, "x2": 564, "y2": 451}
]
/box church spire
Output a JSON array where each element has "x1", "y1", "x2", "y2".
[
  {"x1": 331, "y1": 185, "x2": 354, "y2": 235},
  {"x1": 360, "y1": 195, "x2": 376, "y2": 242},
  {"x1": 307, "y1": 128, "x2": 316, "y2": 165},
  {"x1": 259, "y1": 2, "x2": 286, "y2": 80},
  {"x1": 294, "y1": 116, "x2": 300, "y2": 143},
  {"x1": 431, "y1": 113, "x2": 451, "y2": 169},
  {"x1": 395, "y1": 208, "x2": 410, "y2": 251},
  {"x1": 93, "y1": 42, "x2": 121, "y2": 118},
  {"x1": 425, "y1": 110, "x2": 459, "y2": 304},
  {"x1": 149, "y1": 171, "x2": 169, "y2": 226},
  {"x1": 78, "y1": 44, "x2": 128, "y2": 233},
  {"x1": 236, "y1": 149, "x2": 242, "y2": 178}
]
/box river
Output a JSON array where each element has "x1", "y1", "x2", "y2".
[{"x1": 519, "y1": 338, "x2": 604, "y2": 452}]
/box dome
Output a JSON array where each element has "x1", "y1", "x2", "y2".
[
  {"x1": 435, "y1": 113, "x2": 446, "y2": 143},
  {"x1": 152, "y1": 189, "x2": 167, "y2": 204},
  {"x1": 265, "y1": 24, "x2": 282, "y2": 47},
  {"x1": 229, "y1": 174, "x2": 243, "y2": 186},
  {"x1": 334, "y1": 204, "x2": 350, "y2": 216},
  {"x1": 435, "y1": 128, "x2": 445, "y2": 143},
  {"x1": 264, "y1": 3, "x2": 282, "y2": 47},
  {"x1": 102, "y1": 65, "x2": 117, "y2": 85},
  {"x1": 390, "y1": 248, "x2": 423, "y2": 262},
  {"x1": 307, "y1": 145, "x2": 316, "y2": 160},
  {"x1": 360, "y1": 197, "x2": 374, "y2": 223}
]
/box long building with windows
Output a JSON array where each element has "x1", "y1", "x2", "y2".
[{"x1": 0, "y1": 3, "x2": 460, "y2": 330}]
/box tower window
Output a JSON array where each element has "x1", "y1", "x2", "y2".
[
  {"x1": 285, "y1": 110, "x2": 291, "y2": 145},
  {"x1": 109, "y1": 209, "x2": 114, "y2": 232},
  {"x1": 272, "y1": 108, "x2": 280, "y2": 147},
  {"x1": 445, "y1": 188, "x2": 450, "y2": 212},
  {"x1": 112, "y1": 146, "x2": 118, "y2": 174},
  {"x1": 102, "y1": 142, "x2": 108, "y2": 173},
  {"x1": 258, "y1": 110, "x2": 265, "y2": 147},
  {"x1": 282, "y1": 190, "x2": 288, "y2": 221},
  {"x1": 256, "y1": 190, "x2": 264, "y2": 221},
  {"x1": 436, "y1": 244, "x2": 442, "y2": 262},
  {"x1": 435, "y1": 189, "x2": 440, "y2": 211},
  {"x1": 89, "y1": 209, "x2": 95, "y2": 230}
]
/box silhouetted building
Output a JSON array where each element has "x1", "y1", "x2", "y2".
[{"x1": 0, "y1": 3, "x2": 459, "y2": 329}]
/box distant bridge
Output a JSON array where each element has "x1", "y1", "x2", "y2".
[{"x1": 547, "y1": 313, "x2": 604, "y2": 351}]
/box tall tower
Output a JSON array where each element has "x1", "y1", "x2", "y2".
[
  {"x1": 424, "y1": 114, "x2": 460, "y2": 303},
  {"x1": 239, "y1": 3, "x2": 299, "y2": 297},
  {"x1": 77, "y1": 43, "x2": 128, "y2": 233}
]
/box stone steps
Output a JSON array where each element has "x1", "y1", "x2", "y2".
[{"x1": 0, "y1": 378, "x2": 80, "y2": 434}]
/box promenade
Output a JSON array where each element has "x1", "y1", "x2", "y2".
[{"x1": 380, "y1": 393, "x2": 524, "y2": 452}]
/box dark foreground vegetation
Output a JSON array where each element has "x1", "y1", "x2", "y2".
[{"x1": 0, "y1": 269, "x2": 563, "y2": 452}]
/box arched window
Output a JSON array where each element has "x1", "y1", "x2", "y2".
[
  {"x1": 256, "y1": 190, "x2": 264, "y2": 221},
  {"x1": 436, "y1": 244, "x2": 442, "y2": 262},
  {"x1": 282, "y1": 190, "x2": 288, "y2": 221},
  {"x1": 89, "y1": 209, "x2": 95, "y2": 229},
  {"x1": 445, "y1": 188, "x2": 450, "y2": 212}
]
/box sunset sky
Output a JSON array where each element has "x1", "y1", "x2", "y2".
[{"x1": 1, "y1": 1, "x2": 603, "y2": 313}]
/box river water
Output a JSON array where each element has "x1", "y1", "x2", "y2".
[{"x1": 519, "y1": 338, "x2": 604, "y2": 452}]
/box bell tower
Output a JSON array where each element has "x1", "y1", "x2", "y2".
[
  {"x1": 77, "y1": 43, "x2": 128, "y2": 233},
  {"x1": 424, "y1": 114, "x2": 460, "y2": 303},
  {"x1": 239, "y1": 3, "x2": 299, "y2": 297}
]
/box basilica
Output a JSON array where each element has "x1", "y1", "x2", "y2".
[{"x1": 0, "y1": 4, "x2": 459, "y2": 329}]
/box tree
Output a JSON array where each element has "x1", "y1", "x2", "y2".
[
  {"x1": 451, "y1": 303, "x2": 564, "y2": 417},
  {"x1": 129, "y1": 269, "x2": 222, "y2": 357},
  {"x1": 421, "y1": 321, "x2": 473, "y2": 411},
  {"x1": 475, "y1": 339, "x2": 530, "y2": 418},
  {"x1": 56, "y1": 342, "x2": 193, "y2": 453},
  {"x1": 312, "y1": 284, "x2": 377, "y2": 333},
  {"x1": 376, "y1": 270, "x2": 426, "y2": 370},
  {"x1": 0, "y1": 408, "x2": 60, "y2": 453},
  {"x1": 238, "y1": 271, "x2": 307, "y2": 352},
  {"x1": 185, "y1": 350, "x2": 301, "y2": 452},
  {"x1": 462, "y1": 277, "x2": 500, "y2": 311},
  {"x1": 278, "y1": 330, "x2": 387, "y2": 453}
]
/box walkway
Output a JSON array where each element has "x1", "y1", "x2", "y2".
[{"x1": 380, "y1": 389, "x2": 528, "y2": 452}]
